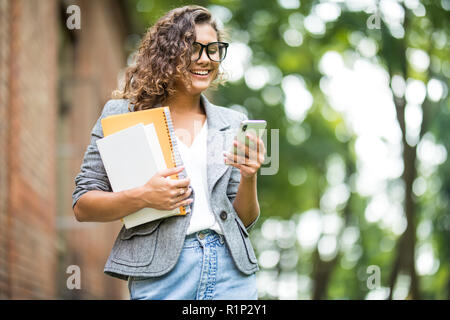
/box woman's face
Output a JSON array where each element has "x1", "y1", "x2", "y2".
[{"x1": 176, "y1": 23, "x2": 220, "y2": 95}]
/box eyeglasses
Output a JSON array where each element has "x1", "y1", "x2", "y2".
[{"x1": 191, "y1": 41, "x2": 229, "y2": 62}]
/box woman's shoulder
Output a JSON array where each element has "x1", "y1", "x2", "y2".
[{"x1": 101, "y1": 98, "x2": 132, "y2": 117}]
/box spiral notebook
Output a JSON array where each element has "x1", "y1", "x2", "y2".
[{"x1": 99, "y1": 106, "x2": 191, "y2": 228}]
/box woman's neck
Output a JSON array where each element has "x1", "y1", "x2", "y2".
[{"x1": 164, "y1": 92, "x2": 203, "y2": 116}]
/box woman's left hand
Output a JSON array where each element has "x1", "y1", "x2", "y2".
[{"x1": 223, "y1": 133, "x2": 266, "y2": 179}]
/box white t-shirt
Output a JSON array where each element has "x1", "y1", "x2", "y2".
[{"x1": 176, "y1": 119, "x2": 223, "y2": 235}]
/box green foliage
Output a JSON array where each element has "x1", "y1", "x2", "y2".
[{"x1": 124, "y1": 0, "x2": 450, "y2": 299}]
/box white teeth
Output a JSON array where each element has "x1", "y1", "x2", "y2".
[{"x1": 191, "y1": 70, "x2": 209, "y2": 75}]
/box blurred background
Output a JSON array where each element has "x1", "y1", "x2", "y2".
[{"x1": 0, "y1": 0, "x2": 449, "y2": 299}]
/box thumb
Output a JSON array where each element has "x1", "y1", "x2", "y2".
[{"x1": 158, "y1": 165, "x2": 185, "y2": 178}]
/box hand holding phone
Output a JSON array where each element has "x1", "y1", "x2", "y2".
[{"x1": 226, "y1": 119, "x2": 267, "y2": 164}]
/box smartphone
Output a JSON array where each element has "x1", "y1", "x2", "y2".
[{"x1": 228, "y1": 119, "x2": 267, "y2": 158}]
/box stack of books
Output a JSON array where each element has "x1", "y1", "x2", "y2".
[{"x1": 96, "y1": 106, "x2": 190, "y2": 229}]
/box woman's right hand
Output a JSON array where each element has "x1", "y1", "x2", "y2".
[{"x1": 138, "y1": 166, "x2": 193, "y2": 211}]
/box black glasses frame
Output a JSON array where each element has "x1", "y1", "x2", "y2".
[{"x1": 191, "y1": 41, "x2": 229, "y2": 62}]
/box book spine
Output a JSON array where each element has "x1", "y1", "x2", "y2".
[{"x1": 163, "y1": 107, "x2": 191, "y2": 214}]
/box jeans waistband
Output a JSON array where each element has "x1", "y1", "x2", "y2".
[{"x1": 184, "y1": 229, "x2": 224, "y2": 248}]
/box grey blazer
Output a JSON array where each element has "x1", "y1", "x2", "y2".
[{"x1": 72, "y1": 94, "x2": 260, "y2": 280}]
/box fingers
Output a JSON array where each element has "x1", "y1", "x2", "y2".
[
  {"x1": 252, "y1": 134, "x2": 266, "y2": 155},
  {"x1": 224, "y1": 143, "x2": 265, "y2": 166},
  {"x1": 159, "y1": 166, "x2": 191, "y2": 189},
  {"x1": 172, "y1": 186, "x2": 193, "y2": 202},
  {"x1": 224, "y1": 152, "x2": 258, "y2": 167},
  {"x1": 157, "y1": 166, "x2": 193, "y2": 208},
  {"x1": 233, "y1": 141, "x2": 260, "y2": 162},
  {"x1": 158, "y1": 166, "x2": 185, "y2": 178},
  {"x1": 171, "y1": 177, "x2": 191, "y2": 188},
  {"x1": 169, "y1": 196, "x2": 193, "y2": 210},
  {"x1": 225, "y1": 160, "x2": 255, "y2": 176},
  {"x1": 245, "y1": 133, "x2": 266, "y2": 155},
  {"x1": 230, "y1": 134, "x2": 266, "y2": 162}
]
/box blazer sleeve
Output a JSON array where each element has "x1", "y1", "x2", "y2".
[
  {"x1": 72, "y1": 101, "x2": 114, "y2": 210},
  {"x1": 226, "y1": 112, "x2": 260, "y2": 232}
]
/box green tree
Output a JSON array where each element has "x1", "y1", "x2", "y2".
[{"x1": 124, "y1": 0, "x2": 450, "y2": 299}]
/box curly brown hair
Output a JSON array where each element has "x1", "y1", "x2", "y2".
[{"x1": 113, "y1": 5, "x2": 226, "y2": 112}]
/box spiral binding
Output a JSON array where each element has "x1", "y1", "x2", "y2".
[{"x1": 163, "y1": 107, "x2": 191, "y2": 213}]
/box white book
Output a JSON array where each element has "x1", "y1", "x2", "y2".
[{"x1": 96, "y1": 123, "x2": 179, "y2": 229}]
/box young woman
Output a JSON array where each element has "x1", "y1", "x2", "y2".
[{"x1": 72, "y1": 5, "x2": 266, "y2": 300}]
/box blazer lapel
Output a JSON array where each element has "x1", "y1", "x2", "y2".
[{"x1": 201, "y1": 95, "x2": 234, "y2": 196}]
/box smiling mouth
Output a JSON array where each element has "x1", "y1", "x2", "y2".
[{"x1": 190, "y1": 70, "x2": 211, "y2": 77}]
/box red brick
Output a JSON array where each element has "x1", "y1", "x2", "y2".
[{"x1": 0, "y1": 0, "x2": 129, "y2": 299}]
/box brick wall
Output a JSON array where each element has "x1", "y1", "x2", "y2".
[
  {"x1": 0, "y1": 0, "x2": 11, "y2": 299},
  {"x1": 0, "y1": 0, "x2": 129, "y2": 299},
  {"x1": 1, "y1": 0, "x2": 58, "y2": 299}
]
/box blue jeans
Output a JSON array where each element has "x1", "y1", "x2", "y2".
[{"x1": 128, "y1": 229, "x2": 258, "y2": 300}]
